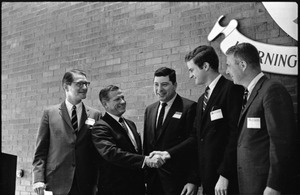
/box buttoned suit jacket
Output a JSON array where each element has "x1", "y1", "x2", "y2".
[
  {"x1": 194, "y1": 76, "x2": 244, "y2": 194},
  {"x1": 237, "y1": 75, "x2": 299, "y2": 194},
  {"x1": 91, "y1": 113, "x2": 145, "y2": 195},
  {"x1": 32, "y1": 101, "x2": 102, "y2": 195},
  {"x1": 143, "y1": 94, "x2": 197, "y2": 195}
]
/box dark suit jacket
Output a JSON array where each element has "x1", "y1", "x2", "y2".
[
  {"x1": 237, "y1": 75, "x2": 299, "y2": 194},
  {"x1": 92, "y1": 113, "x2": 145, "y2": 195},
  {"x1": 32, "y1": 101, "x2": 102, "y2": 195},
  {"x1": 194, "y1": 76, "x2": 244, "y2": 194},
  {"x1": 143, "y1": 94, "x2": 197, "y2": 195}
]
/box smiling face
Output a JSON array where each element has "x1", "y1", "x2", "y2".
[
  {"x1": 64, "y1": 72, "x2": 88, "y2": 104},
  {"x1": 186, "y1": 60, "x2": 207, "y2": 86},
  {"x1": 153, "y1": 76, "x2": 177, "y2": 103},
  {"x1": 104, "y1": 89, "x2": 126, "y2": 117},
  {"x1": 226, "y1": 54, "x2": 244, "y2": 85}
]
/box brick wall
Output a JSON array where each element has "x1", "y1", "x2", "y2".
[{"x1": 1, "y1": 2, "x2": 297, "y2": 194}]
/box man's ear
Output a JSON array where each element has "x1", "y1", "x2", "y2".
[
  {"x1": 203, "y1": 62, "x2": 210, "y2": 71},
  {"x1": 63, "y1": 83, "x2": 69, "y2": 91},
  {"x1": 240, "y1": 61, "x2": 247, "y2": 72}
]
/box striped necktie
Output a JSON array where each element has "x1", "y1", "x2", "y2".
[
  {"x1": 71, "y1": 105, "x2": 78, "y2": 135},
  {"x1": 156, "y1": 102, "x2": 167, "y2": 139},
  {"x1": 119, "y1": 117, "x2": 138, "y2": 151},
  {"x1": 202, "y1": 86, "x2": 210, "y2": 111},
  {"x1": 242, "y1": 89, "x2": 249, "y2": 110}
]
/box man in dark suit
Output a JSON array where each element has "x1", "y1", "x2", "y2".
[
  {"x1": 185, "y1": 45, "x2": 244, "y2": 195},
  {"x1": 143, "y1": 67, "x2": 198, "y2": 195},
  {"x1": 92, "y1": 85, "x2": 164, "y2": 195},
  {"x1": 225, "y1": 42, "x2": 299, "y2": 194},
  {"x1": 32, "y1": 69, "x2": 102, "y2": 195}
]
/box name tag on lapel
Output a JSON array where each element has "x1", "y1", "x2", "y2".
[
  {"x1": 172, "y1": 112, "x2": 182, "y2": 119},
  {"x1": 210, "y1": 109, "x2": 223, "y2": 121},
  {"x1": 247, "y1": 117, "x2": 261, "y2": 129}
]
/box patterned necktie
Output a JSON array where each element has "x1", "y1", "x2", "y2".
[
  {"x1": 242, "y1": 89, "x2": 249, "y2": 110},
  {"x1": 156, "y1": 102, "x2": 167, "y2": 138},
  {"x1": 202, "y1": 86, "x2": 210, "y2": 112},
  {"x1": 119, "y1": 117, "x2": 138, "y2": 151},
  {"x1": 71, "y1": 105, "x2": 78, "y2": 135}
]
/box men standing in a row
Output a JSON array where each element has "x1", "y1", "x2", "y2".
[
  {"x1": 143, "y1": 67, "x2": 198, "y2": 195},
  {"x1": 91, "y1": 85, "x2": 165, "y2": 195},
  {"x1": 185, "y1": 45, "x2": 244, "y2": 195},
  {"x1": 225, "y1": 42, "x2": 299, "y2": 194},
  {"x1": 32, "y1": 69, "x2": 102, "y2": 195}
]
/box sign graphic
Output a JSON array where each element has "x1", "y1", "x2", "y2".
[
  {"x1": 262, "y1": 2, "x2": 298, "y2": 41},
  {"x1": 208, "y1": 15, "x2": 298, "y2": 76}
]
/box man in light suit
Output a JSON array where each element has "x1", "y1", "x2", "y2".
[
  {"x1": 92, "y1": 85, "x2": 164, "y2": 195},
  {"x1": 32, "y1": 69, "x2": 102, "y2": 195},
  {"x1": 143, "y1": 67, "x2": 198, "y2": 195},
  {"x1": 185, "y1": 45, "x2": 244, "y2": 195},
  {"x1": 225, "y1": 42, "x2": 299, "y2": 194}
]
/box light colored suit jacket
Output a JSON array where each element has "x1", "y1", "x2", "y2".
[
  {"x1": 32, "y1": 101, "x2": 102, "y2": 195},
  {"x1": 237, "y1": 75, "x2": 298, "y2": 193}
]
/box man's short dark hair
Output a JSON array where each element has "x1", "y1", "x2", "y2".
[
  {"x1": 226, "y1": 42, "x2": 261, "y2": 68},
  {"x1": 62, "y1": 69, "x2": 87, "y2": 86},
  {"x1": 99, "y1": 85, "x2": 119, "y2": 104},
  {"x1": 185, "y1": 45, "x2": 219, "y2": 72},
  {"x1": 154, "y1": 67, "x2": 176, "y2": 84}
]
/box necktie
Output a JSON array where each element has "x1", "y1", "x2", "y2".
[
  {"x1": 156, "y1": 102, "x2": 167, "y2": 138},
  {"x1": 71, "y1": 105, "x2": 78, "y2": 135},
  {"x1": 119, "y1": 117, "x2": 138, "y2": 151},
  {"x1": 202, "y1": 86, "x2": 210, "y2": 112},
  {"x1": 242, "y1": 89, "x2": 249, "y2": 110}
]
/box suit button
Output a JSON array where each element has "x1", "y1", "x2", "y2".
[{"x1": 200, "y1": 138, "x2": 204, "y2": 142}]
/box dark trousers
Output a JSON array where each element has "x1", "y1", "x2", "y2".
[{"x1": 68, "y1": 175, "x2": 80, "y2": 195}]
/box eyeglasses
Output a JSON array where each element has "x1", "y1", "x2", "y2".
[{"x1": 72, "y1": 81, "x2": 90, "y2": 87}]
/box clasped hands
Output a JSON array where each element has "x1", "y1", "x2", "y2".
[{"x1": 145, "y1": 151, "x2": 171, "y2": 168}]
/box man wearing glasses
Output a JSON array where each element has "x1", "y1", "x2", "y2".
[{"x1": 32, "y1": 69, "x2": 102, "y2": 195}]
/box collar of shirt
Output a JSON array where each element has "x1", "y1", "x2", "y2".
[
  {"x1": 206, "y1": 74, "x2": 222, "y2": 99},
  {"x1": 157, "y1": 93, "x2": 177, "y2": 123},
  {"x1": 247, "y1": 72, "x2": 264, "y2": 100},
  {"x1": 106, "y1": 111, "x2": 122, "y2": 123},
  {"x1": 159, "y1": 93, "x2": 177, "y2": 110},
  {"x1": 65, "y1": 100, "x2": 83, "y2": 128},
  {"x1": 65, "y1": 99, "x2": 82, "y2": 117}
]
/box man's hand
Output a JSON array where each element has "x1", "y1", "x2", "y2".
[
  {"x1": 180, "y1": 183, "x2": 198, "y2": 195},
  {"x1": 215, "y1": 175, "x2": 229, "y2": 195},
  {"x1": 149, "y1": 151, "x2": 171, "y2": 161},
  {"x1": 263, "y1": 186, "x2": 281, "y2": 195},
  {"x1": 144, "y1": 154, "x2": 165, "y2": 168},
  {"x1": 33, "y1": 182, "x2": 46, "y2": 195}
]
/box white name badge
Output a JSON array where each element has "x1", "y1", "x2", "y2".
[
  {"x1": 210, "y1": 109, "x2": 223, "y2": 121},
  {"x1": 44, "y1": 190, "x2": 53, "y2": 195},
  {"x1": 172, "y1": 112, "x2": 182, "y2": 119},
  {"x1": 247, "y1": 117, "x2": 261, "y2": 129}
]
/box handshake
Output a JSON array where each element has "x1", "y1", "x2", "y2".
[{"x1": 144, "y1": 151, "x2": 171, "y2": 168}]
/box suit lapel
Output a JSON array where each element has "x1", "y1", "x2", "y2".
[
  {"x1": 124, "y1": 118, "x2": 142, "y2": 153},
  {"x1": 238, "y1": 76, "x2": 267, "y2": 125},
  {"x1": 59, "y1": 101, "x2": 73, "y2": 130},
  {"x1": 202, "y1": 76, "x2": 225, "y2": 118},
  {"x1": 156, "y1": 95, "x2": 182, "y2": 141},
  {"x1": 79, "y1": 103, "x2": 88, "y2": 131},
  {"x1": 151, "y1": 102, "x2": 160, "y2": 142},
  {"x1": 103, "y1": 113, "x2": 138, "y2": 152}
]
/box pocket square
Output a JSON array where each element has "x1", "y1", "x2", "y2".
[{"x1": 172, "y1": 112, "x2": 182, "y2": 119}]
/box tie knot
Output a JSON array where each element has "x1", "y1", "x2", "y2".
[
  {"x1": 72, "y1": 105, "x2": 76, "y2": 110},
  {"x1": 244, "y1": 89, "x2": 249, "y2": 96},
  {"x1": 119, "y1": 117, "x2": 124, "y2": 123},
  {"x1": 161, "y1": 102, "x2": 167, "y2": 108},
  {"x1": 205, "y1": 86, "x2": 210, "y2": 92}
]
